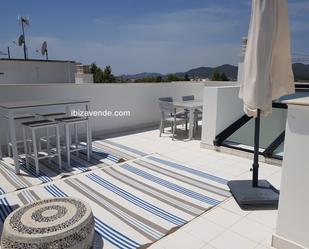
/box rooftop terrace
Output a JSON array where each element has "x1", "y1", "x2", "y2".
[
  {"x1": 0, "y1": 124, "x2": 280, "y2": 249},
  {"x1": 0, "y1": 82, "x2": 305, "y2": 249}
]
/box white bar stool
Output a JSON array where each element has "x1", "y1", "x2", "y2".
[
  {"x1": 22, "y1": 120, "x2": 62, "y2": 175},
  {"x1": 0, "y1": 114, "x2": 35, "y2": 160},
  {"x1": 36, "y1": 112, "x2": 66, "y2": 151},
  {"x1": 55, "y1": 117, "x2": 91, "y2": 168},
  {"x1": 6, "y1": 115, "x2": 36, "y2": 158}
]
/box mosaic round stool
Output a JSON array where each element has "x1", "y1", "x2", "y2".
[{"x1": 1, "y1": 197, "x2": 95, "y2": 249}]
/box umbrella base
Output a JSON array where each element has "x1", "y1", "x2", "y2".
[{"x1": 228, "y1": 180, "x2": 279, "y2": 209}]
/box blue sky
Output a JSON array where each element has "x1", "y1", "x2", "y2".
[{"x1": 0, "y1": 0, "x2": 308, "y2": 74}]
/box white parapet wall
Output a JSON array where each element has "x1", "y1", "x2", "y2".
[
  {"x1": 201, "y1": 83, "x2": 244, "y2": 146},
  {"x1": 273, "y1": 100, "x2": 309, "y2": 249},
  {"x1": 0, "y1": 82, "x2": 203, "y2": 144}
]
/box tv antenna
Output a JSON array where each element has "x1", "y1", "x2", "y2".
[
  {"x1": 18, "y1": 16, "x2": 30, "y2": 60},
  {"x1": 0, "y1": 47, "x2": 11, "y2": 59}
]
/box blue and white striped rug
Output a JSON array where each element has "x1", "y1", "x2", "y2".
[
  {"x1": 0, "y1": 139, "x2": 145, "y2": 196},
  {"x1": 0, "y1": 154, "x2": 230, "y2": 249}
]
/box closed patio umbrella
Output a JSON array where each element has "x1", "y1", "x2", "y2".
[{"x1": 228, "y1": 0, "x2": 295, "y2": 208}]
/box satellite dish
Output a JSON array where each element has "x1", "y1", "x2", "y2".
[
  {"x1": 41, "y1": 41, "x2": 47, "y2": 55},
  {"x1": 40, "y1": 41, "x2": 49, "y2": 60},
  {"x1": 18, "y1": 35, "x2": 25, "y2": 46}
]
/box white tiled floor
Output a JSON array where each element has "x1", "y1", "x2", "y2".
[{"x1": 102, "y1": 127, "x2": 280, "y2": 249}]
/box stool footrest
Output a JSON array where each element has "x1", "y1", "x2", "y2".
[
  {"x1": 61, "y1": 144, "x2": 88, "y2": 153},
  {"x1": 28, "y1": 151, "x2": 60, "y2": 160}
]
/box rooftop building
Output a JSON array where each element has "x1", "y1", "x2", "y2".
[
  {"x1": 0, "y1": 59, "x2": 76, "y2": 84},
  {"x1": 75, "y1": 63, "x2": 94, "y2": 84}
]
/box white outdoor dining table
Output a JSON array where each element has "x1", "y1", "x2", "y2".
[
  {"x1": 173, "y1": 100, "x2": 203, "y2": 140},
  {"x1": 0, "y1": 99, "x2": 92, "y2": 174}
]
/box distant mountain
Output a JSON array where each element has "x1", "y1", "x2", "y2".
[
  {"x1": 119, "y1": 64, "x2": 238, "y2": 81},
  {"x1": 118, "y1": 63, "x2": 309, "y2": 82},
  {"x1": 215, "y1": 64, "x2": 238, "y2": 80},
  {"x1": 119, "y1": 72, "x2": 163, "y2": 80},
  {"x1": 184, "y1": 64, "x2": 238, "y2": 80},
  {"x1": 185, "y1": 67, "x2": 212, "y2": 79}
]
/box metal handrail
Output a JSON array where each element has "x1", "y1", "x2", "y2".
[
  {"x1": 214, "y1": 115, "x2": 252, "y2": 146},
  {"x1": 214, "y1": 102, "x2": 288, "y2": 160},
  {"x1": 263, "y1": 131, "x2": 285, "y2": 158}
]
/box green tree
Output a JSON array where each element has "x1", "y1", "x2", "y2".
[
  {"x1": 134, "y1": 76, "x2": 164, "y2": 83},
  {"x1": 220, "y1": 73, "x2": 229, "y2": 81},
  {"x1": 184, "y1": 73, "x2": 190, "y2": 81},
  {"x1": 155, "y1": 76, "x2": 163, "y2": 82},
  {"x1": 211, "y1": 70, "x2": 230, "y2": 81},
  {"x1": 90, "y1": 63, "x2": 116, "y2": 83},
  {"x1": 102, "y1": 65, "x2": 116, "y2": 83},
  {"x1": 211, "y1": 70, "x2": 221, "y2": 81},
  {"x1": 167, "y1": 74, "x2": 181, "y2": 82},
  {"x1": 90, "y1": 63, "x2": 103, "y2": 83}
]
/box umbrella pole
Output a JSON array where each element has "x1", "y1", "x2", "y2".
[
  {"x1": 227, "y1": 109, "x2": 279, "y2": 209},
  {"x1": 252, "y1": 109, "x2": 260, "y2": 187}
]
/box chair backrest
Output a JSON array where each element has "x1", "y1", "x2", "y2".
[
  {"x1": 182, "y1": 95, "x2": 195, "y2": 101},
  {"x1": 158, "y1": 97, "x2": 174, "y2": 117}
]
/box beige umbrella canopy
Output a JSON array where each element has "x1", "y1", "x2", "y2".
[
  {"x1": 229, "y1": 0, "x2": 295, "y2": 207},
  {"x1": 239, "y1": 0, "x2": 295, "y2": 117}
]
